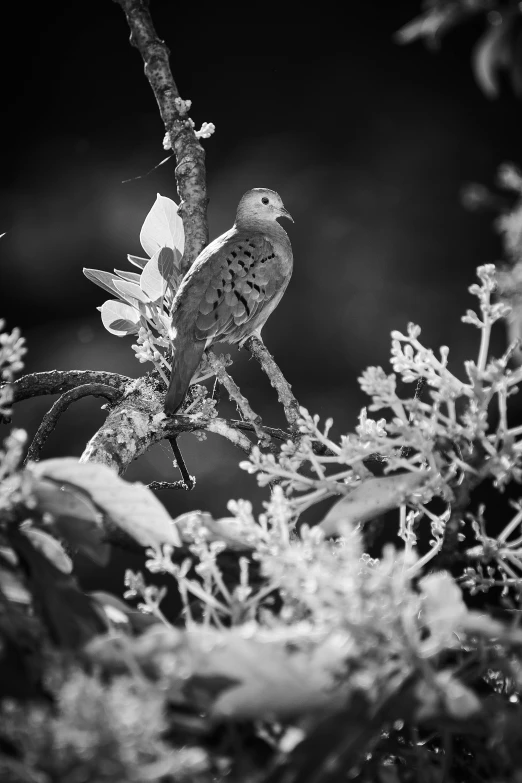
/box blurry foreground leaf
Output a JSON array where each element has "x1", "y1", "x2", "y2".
[
  {"x1": 9, "y1": 529, "x2": 106, "y2": 649},
  {"x1": 32, "y1": 477, "x2": 110, "y2": 566},
  {"x1": 31, "y1": 458, "x2": 181, "y2": 550},
  {"x1": 22, "y1": 526, "x2": 73, "y2": 574},
  {"x1": 320, "y1": 472, "x2": 428, "y2": 536}
]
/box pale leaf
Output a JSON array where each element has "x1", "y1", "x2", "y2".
[
  {"x1": 127, "y1": 254, "x2": 149, "y2": 270},
  {"x1": 320, "y1": 471, "x2": 429, "y2": 536},
  {"x1": 139, "y1": 193, "x2": 184, "y2": 258},
  {"x1": 114, "y1": 269, "x2": 142, "y2": 283},
  {"x1": 113, "y1": 279, "x2": 151, "y2": 304},
  {"x1": 99, "y1": 300, "x2": 140, "y2": 336},
  {"x1": 83, "y1": 268, "x2": 123, "y2": 299},
  {"x1": 140, "y1": 247, "x2": 175, "y2": 301}
]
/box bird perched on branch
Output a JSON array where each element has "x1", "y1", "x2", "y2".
[{"x1": 164, "y1": 188, "x2": 293, "y2": 414}]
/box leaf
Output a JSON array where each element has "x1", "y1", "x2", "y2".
[
  {"x1": 32, "y1": 478, "x2": 110, "y2": 566},
  {"x1": 140, "y1": 247, "x2": 177, "y2": 301},
  {"x1": 183, "y1": 627, "x2": 350, "y2": 720},
  {"x1": 99, "y1": 300, "x2": 140, "y2": 336},
  {"x1": 90, "y1": 591, "x2": 159, "y2": 633},
  {"x1": 140, "y1": 193, "x2": 184, "y2": 258},
  {"x1": 21, "y1": 527, "x2": 73, "y2": 574},
  {"x1": 265, "y1": 677, "x2": 415, "y2": 783},
  {"x1": 319, "y1": 471, "x2": 429, "y2": 536},
  {"x1": 9, "y1": 528, "x2": 107, "y2": 649},
  {"x1": 113, "y1": 279, "x2": 151, "y2": 303},
  {"x1": 0, "y1": 565, "x2": 31, "y2": 603},
  {"x1": 183, "y1": 673, "x2": 242, "y2": 712},
  {"x1": 114, "y1": 269, "x2": 142, "y2": 283},
  {"x1": 472, "y1": 17, "x2": 512, "y2": 98},
  {"x1": 127, "y1": 254, "x2": 149, "y2": 270},
  {"x1": 174, "y1": 510, "x2": 255, "y2": 551},
  {"x1": 83, "y1": 268, "x2": 124, "y2": 298},
  {"x1": 394, "y1": 6, "x2": 463, "y2": 47},
  {"x1": 31, "y1": 458, "x2": 181, "y2": 550}
]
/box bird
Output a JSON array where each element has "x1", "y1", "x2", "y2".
[{"x1": 164, "y1": 187, "x2": 293, "y2": 414}]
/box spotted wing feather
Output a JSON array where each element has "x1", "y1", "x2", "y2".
[{"x1": 193, "y1": 233, "x2": 284, "y2": 343}]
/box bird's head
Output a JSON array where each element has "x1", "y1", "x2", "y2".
[{"x1": 235, "y1": 188, "x2": 293, "y2": 226}]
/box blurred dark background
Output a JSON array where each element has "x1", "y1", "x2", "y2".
[{"x1": 2, "y1": 1, "x2": 521, "y2": 596}]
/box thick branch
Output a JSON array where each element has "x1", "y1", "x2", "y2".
[
  {"x1": 245, "y1": 335, "x2": 301, "y2": 435},
  {"x1": 78, "y1": 375, "x2": 252, "y2": 472},
  {"x1": 8, "y1": 370, "x2": 128, "y2": 404},
  {"x1": 24, "y1": 384, "x2": 121, "y2": 464},
  {"x1": 114, "y1": 0, "x2": 208, "y2": 273}
]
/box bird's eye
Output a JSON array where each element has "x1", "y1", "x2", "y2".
[{"x1": 261, "y1": 197, "x2": 269, "y2": 205}]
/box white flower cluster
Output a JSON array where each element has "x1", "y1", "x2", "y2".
[
  {"x1": 0, "y1": 320, "x2": 26, "y2": 416},
  {"x1": 235, "y1": 264, "x2": 522, "y2": 591}
]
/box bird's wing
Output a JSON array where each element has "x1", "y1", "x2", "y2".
[{"x1": 187, "y1": 230, "x2": 287, "y2": 342}]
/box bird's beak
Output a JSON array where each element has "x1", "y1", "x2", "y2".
[{"x1": 278, "y1": 206, "x2": 294, "y2": 223}]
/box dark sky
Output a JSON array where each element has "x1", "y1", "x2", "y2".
[{"x1": 2, "y1": 2, "x2": 522, "y2": 589}]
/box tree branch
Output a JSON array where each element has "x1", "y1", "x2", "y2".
[
  {"x1": 75, "y1": 373, "x2": 253, "y2": 472},
  {"x1": 231, "y1": 420, "x2": 289, "y2": 443},
  {"x1": 113, "y1": 0, "x2": 208, "y2": 274},
  {"x1": 147, "y1": 479, "x2": 193, "y2": 491},
  {"x1": 24, "y1": 384, "x2": 121, "y2": 464},
  {"x1": 7, "y1": 370, "x2": 128, "y2": 404},
  {"x1": 245, "y1": 335, "x2": 301, "y2": 435},
  {"x1": 205, "y1": 418, "x2": 253, "y2": 454},
  {"x1": 207, "y1": 351, "x2": 271, "y2": 447}
]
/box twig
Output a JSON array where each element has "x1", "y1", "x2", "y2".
[
  {"x1": 113, "y1": 0, "x2": 208, "y2": 274},
  {"x1": 168, "y1": 436, "x2": 195, "y2": 490},
  {"x1": 245, "y1": 334, "x2": 301, "y2": 435},
  {"x1": 7, "y1": 370, "x2": 128, "y2": 404},
  {"x1": 24, "y1": 384, "x2": 121, "y2": 464},
  {"x1": 207, "y1": 351, "x2": 271, "y2": 447},
  {"x1": 232, "y1": 420, "x2": 289, "y2": 442}
]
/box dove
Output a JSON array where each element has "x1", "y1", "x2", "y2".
[{"x1": 164, "y1": 188, "x2": 293, "y2": 414}]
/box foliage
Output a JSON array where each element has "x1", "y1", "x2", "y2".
[
  {"x1": 4, "y1": 247, "x2": 522, "y2": 779},
  {"x1": 5, "y1": 4, "x2": 522, "y2": 782},
  {"x1": 397, "y1": 0, "x2": 522, "y2": 98}
]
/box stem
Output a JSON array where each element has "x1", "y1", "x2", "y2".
[
  {"x1": 498, "y1": 508, "x2": 522, "y2": 543},
  {"x1": 407, "y1": 538, "x2": 444, "y2": 576},
  {"x1": 477, "y1": 315, "x2": 491, "y2": 374}
]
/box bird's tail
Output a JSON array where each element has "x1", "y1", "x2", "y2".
[{"x1": 164, "y1": 336, "x2": 206, "y2": 415}]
